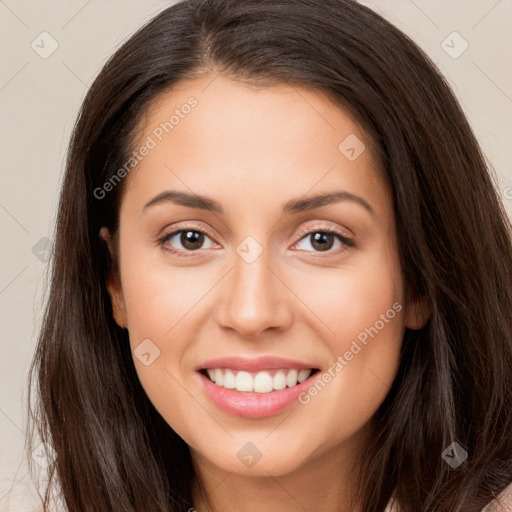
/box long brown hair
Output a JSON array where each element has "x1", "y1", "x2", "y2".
[{"x1": 27, "y1": 0, "x2": 512, "y2": 510}]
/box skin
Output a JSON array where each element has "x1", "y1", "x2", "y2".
[{"x1": 102, "y1": 74, "x2": 430, "y2": 512}]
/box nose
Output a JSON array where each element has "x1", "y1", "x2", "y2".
[{"x1": 216, "y1": 245, "x2": 293, "y2": 338}]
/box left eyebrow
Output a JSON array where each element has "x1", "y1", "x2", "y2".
[
  {"x1": 142, "y1": 189, "x2": 376, "y2": 217},
  {"x1": 281, "y1": 190, "x2": 376, "y2": 217}
]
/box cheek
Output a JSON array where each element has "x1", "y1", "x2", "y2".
[
  {"x1": 119, "y1": 259, "x2": 213, "y2": 435},
  {"x1": 293, "y1": 252, "x2": 405, "y2": 436},
  {"x1": 121, "y1": 256, "x2": 213, "y2": 344},
  {"x1": 291, "y1": 245, "x2": 405, "y2": 407},
  {"x1": 291, "y1": 249, "x2": 404, "y2": 352},
  {"x1": 119, "y1": 255, "x2": 221, "y2": 417}
]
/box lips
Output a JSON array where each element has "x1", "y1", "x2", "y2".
[
  {"x1": 197, "y1": 355, "x2": 316, "y2": 372},
  {"x1": 195, "y1": 356, "x2": 321, "y2": 418}
]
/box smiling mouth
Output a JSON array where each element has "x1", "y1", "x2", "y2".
[{"x1": 199, "y1": 368, "x2": 321, "y2": 394}]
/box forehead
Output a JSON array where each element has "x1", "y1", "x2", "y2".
[{"x1": 121, "y1": 74, "x2": 390, "y2": 221}]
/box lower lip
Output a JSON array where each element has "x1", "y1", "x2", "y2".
[{"x1": 197, "y1": 370, "x2": 319, "y2": 419}]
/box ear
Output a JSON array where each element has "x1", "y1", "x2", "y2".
[
  {"x1": 404, "y1": 288, "x2": 430, "y2": 330},
  {"x1": 99, "y1": 227, "x2": 128, "y2": 329}
]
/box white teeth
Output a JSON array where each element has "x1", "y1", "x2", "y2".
[
  {"x1": 214, "y1": 369, "x2": 224, "y2": 386},
  {"x1": 298, "y1": 369, "x2": 312, "y2": 383},
  {"x1": 286, "y1": 369, "x2": 298, "y2": 388},
  {"x1": 204, "y1": 367, "x2": 314, "y2": 393},
  {"x1": 273, "y1": 370, "x2": 287, "y2": 390},
  {"x1": 253, "y1": 371, "x2": 273, "y2": 393},
  {"x1": 235, "y1": 371, "x2": 253, "y2": 392},
  {"x1": 223, "y1": 370, "x2": 236, "y2": 389}
]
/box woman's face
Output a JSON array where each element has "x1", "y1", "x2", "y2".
[{"x1": 105, "y1": 74, "x2": 427, "y2": 478}]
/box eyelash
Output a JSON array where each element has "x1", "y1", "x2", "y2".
[{"x1": 157, "y1": 224, "x2": 356, "y2": 258}]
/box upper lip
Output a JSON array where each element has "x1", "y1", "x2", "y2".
[{"x1": 197, "y1": 356, "x2": 317, "y2": 372}]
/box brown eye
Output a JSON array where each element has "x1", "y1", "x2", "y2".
[
  {"x1": 179, "y1": 230, "x2": 205, "y2": 250},
  {"x1": 293, "y1": 229, "x2": 355, "y2": 254},
  {"x1": 309, "y1": 232, "x2": 335, "y2": 252},
  {"x1": 158, "y1": 228, "x2": 218, "y2": 257}
]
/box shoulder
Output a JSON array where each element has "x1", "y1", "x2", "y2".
[{"x1": 384, "y1": 482, "x2": 512, "y2": 512}]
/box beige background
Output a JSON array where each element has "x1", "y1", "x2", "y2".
[{"x1": 1, "y1": 1, "x2": 511, "y2": 510}]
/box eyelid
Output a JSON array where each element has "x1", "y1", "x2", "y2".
[{"x1": 293, "y1": 221, "x2": 354, "y2": 243}]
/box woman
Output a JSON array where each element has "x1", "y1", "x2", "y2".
[{"x1": 27, "y1": 0, "x2": 512, "y2": 510}]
